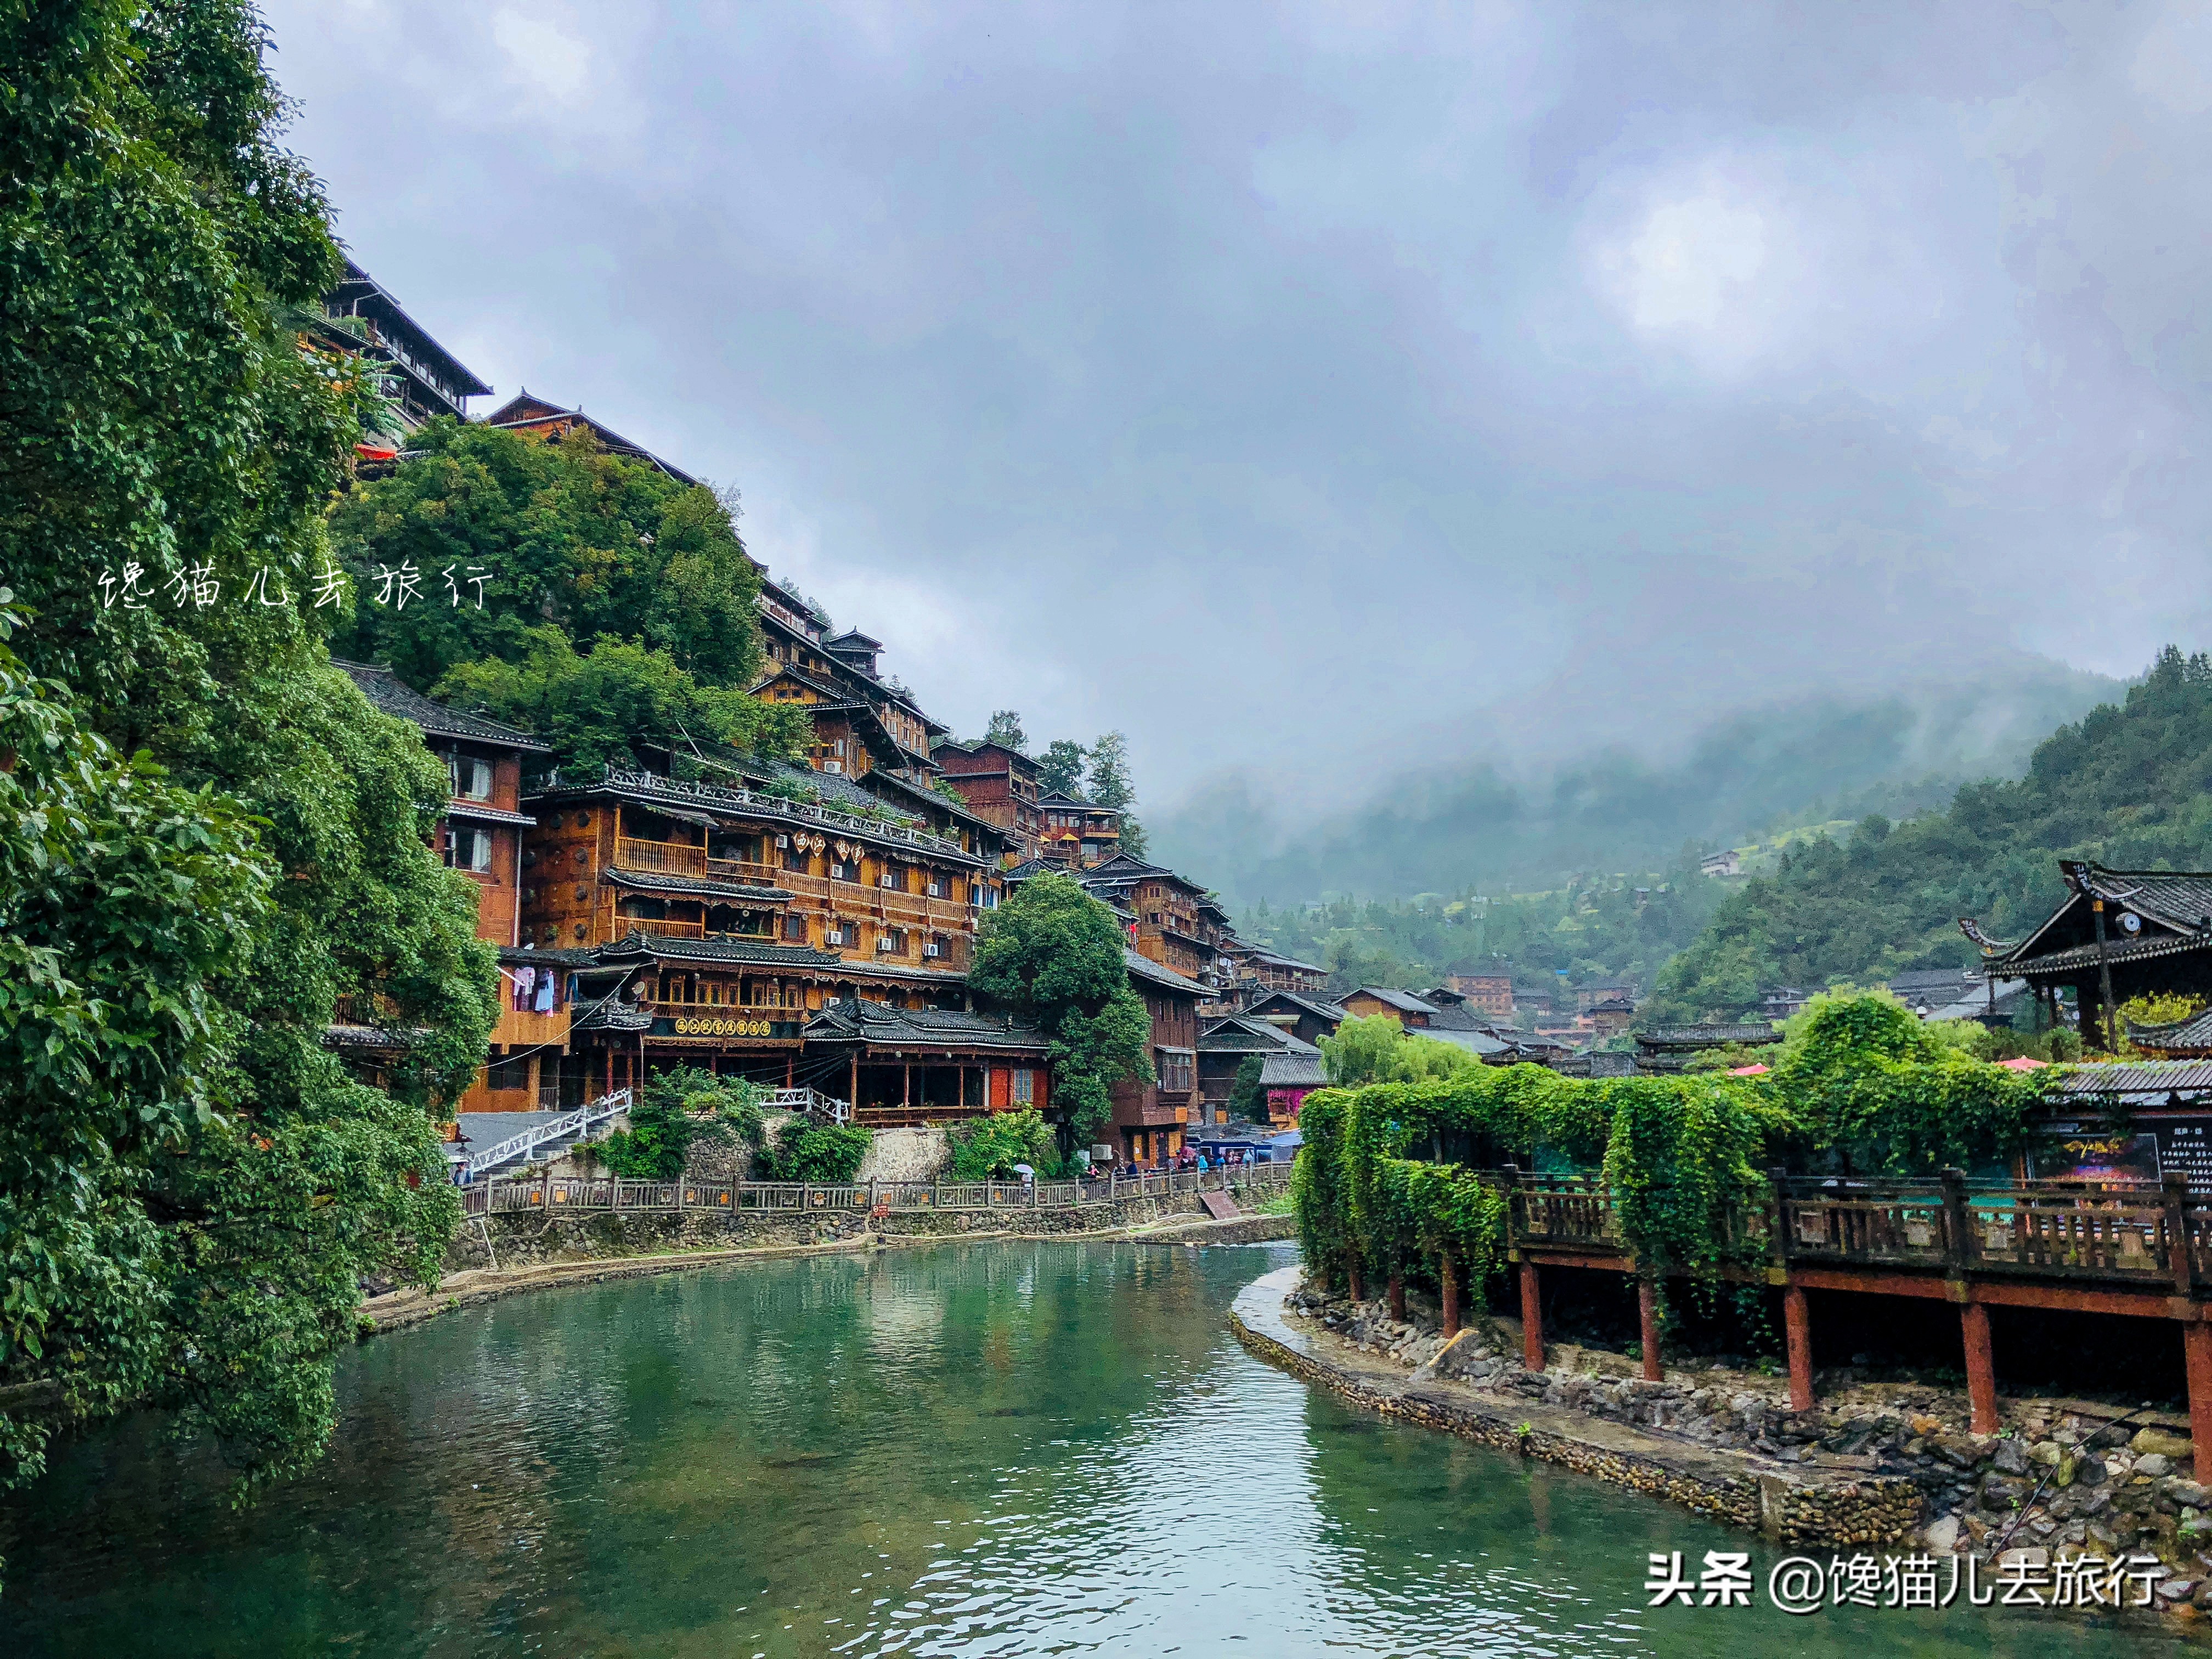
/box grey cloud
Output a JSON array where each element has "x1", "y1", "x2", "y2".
[{"x1": 267, "y1": 0, "x2": 2212, "y2": 819}]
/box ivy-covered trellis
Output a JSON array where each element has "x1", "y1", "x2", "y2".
[{"x1": 1291, "y1": 996, "x2": 2054, "y2": 1319}]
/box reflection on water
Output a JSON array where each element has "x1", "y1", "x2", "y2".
[{"x1": 0, "y1": 1240, "x2": 2181, "y2": 1657}]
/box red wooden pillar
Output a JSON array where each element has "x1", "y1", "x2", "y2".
[
  {"x1": 1439, "y1": 1254, "x2": 1462, "y2": 1339},
  {"x1": 848, "y1": 1053, "x2": 859, "y2": 1109},
  {"x1": 1519, "y1": 1259, "x2": 1544, "y2": 1372},
  {"x1": 1783, "y1": 1284, "x2": 1815, "y2": 1413},
  {"x1": 1638, "y1": 1278, "x2": 1662, "y2": 1383},
  {"x1": 2187, "y1": 1322, "x2": 2212, "y2": 1469},
  {"x1": 1961, "y1": 1301, "x2": 1999, "y2": 1434}
]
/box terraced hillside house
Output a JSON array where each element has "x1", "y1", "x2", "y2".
[
  {"x1": 332, "y1": 662, "x2": 560, "y2": 1113},
  {"x1": 1114, "y1": 950, "x2": 1210, "y2": 1168},
  {"x1": 313, "y1": 259, "x2": 490, "y2": 434},
  {"x1": 1243, "y1": 988, "x2": 1349, "y2": 1048},
  {"x1": 803, "y1": 1001, "x2": 1053, "y2": 1128},
  {"x1": 517, "y1": 763, "x2": 1004, "y2": 1094},
  {"x1": 1340, "y1": 986, "x2": 1438, "y2": 1027},
  {"x1": 933, "y1": 738, "x2": 1044, "y2": 864},
  {"x1": 479, "y1": 390, "x2": 698, "y2": 483},
  {"x1": 1196, "y1": 1014, "x2": 1322, "y2": 1127},
  {"x1": 1244, "y1": 950, "x2": 1329, "y2": 996},
  {"x1": 749, "y1": 578, "x2": 948, "y2": 787},
  {"x1": 1075, "y1": 853, "x2": 1229, "y2": 993},
  {"x1": 1442, "y1": 967, "x2": 1515, "y2": 1019},
  {"x1": 1035, "y1": 791, "x2": 1121, "y2": 868}
]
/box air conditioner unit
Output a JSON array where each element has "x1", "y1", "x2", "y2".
[
  {"x1": 825, "y1": 761, "x2": 843, "y2": 774},
  {"x1": 877, "y1": 938, "x2": 895, "y2": 952},
  {"x1": 925, "y1": 943, "x2": 942, "y2": 958},
  {"x1": 879, "y1": 874, "x2": 895, "y2": 888},
  {"x1": 775, "y1": 834, "x2": 789, "y2": 848}
]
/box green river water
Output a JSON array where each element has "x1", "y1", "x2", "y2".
[{"x1": 0, "y1": 1239, "x2": 2186, "y2": 1657}]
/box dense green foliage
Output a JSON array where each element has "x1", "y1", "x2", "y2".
[
  {"x1": 1, "y1": 0, "x2": 482, "y2": 1513},
  {"x1": 1650, "y1": 650, "x2": 2212, "y2": 1020},
  {"x1": 1228, "y1": 1055, "x2": 1266, "y2": 1120},
  {"x1": 983, "y1": 710, "x2": 1027, "y2": 751},
  {"x1": 593, "y1": 1066, "x2": 764, "y2": 1179},
  {"x1": 968, "y1": 874, "x2": 1154, "y2": 1148},
  {"x1": 1036, "y1": 738, "x2": 1086, "y2": 797},
  {"x1": 946, "y1": 1109, "x2": 1060, "y2": 1180},
  {"x1": 1293, "y1": 995, "x2": 2047, "y2": 1306},
  {"x1": 1319, "y1": 1014, "x2": 1483, "y2": 1087},
  {"x1": 754, "y1": 1122, "x2": 872, "y2": 1183},
  {"x1": 326, "y1": 420, "x2": 808, "y2": 774}
]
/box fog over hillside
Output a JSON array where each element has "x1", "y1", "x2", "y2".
[{"x1": 1155, "y1": 652, "x2": 2124, "y2": 905}]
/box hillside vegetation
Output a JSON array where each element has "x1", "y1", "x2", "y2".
[{"x1": 1647, "y1": 648, "x2": 2212, "y2": 1021}]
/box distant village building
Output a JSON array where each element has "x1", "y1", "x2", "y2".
[
  {"x1": 1196, "y1": 1014, "x2": 1322, "y2": 1127},
  {"x1": 1115, "y1": 950, "x2": 1209, "y2": 1168},
  {"x1": 1443, "y1": 968, "x2": 1516, "y2": 1019},
  {"x1": 1244, "y1": 989, "x2": 1350, "y2": 1048},
  {"x1": 1587, "y1": 996, "x2": 1637, "y2": 1037},
  {"x1": 1340, "y1": 986, "x2": 1438, "y2": 1027},
  {"x1": 1700, "y1": 849, "x2": 1743, "y2": 878},
  {"x1": 1572, "y1": 980, "x2": 1636, "y2": 1014},
  {"x1": 1758, "y1": 987, "x2": 1810, "y2": 1021},
  {"x1": 1245, "y1": 950, "x2": 1329, "y2": 996}
]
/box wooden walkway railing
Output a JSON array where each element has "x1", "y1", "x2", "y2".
[
  {"x1": 1500, "y1": 1166, "x2": 2212, "y2": 1293},
  {"x1": 458, "y1": 1161, "x2": 1290, "y2": 1218}
]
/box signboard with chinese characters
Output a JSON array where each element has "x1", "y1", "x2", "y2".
[{"x1": 2155, "y1": 1118, "x2": 2212, "y2": 1189}]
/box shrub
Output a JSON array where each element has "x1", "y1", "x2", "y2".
[
  {"x1": 594, "y1": 1066, "x2": 764, "y2": 1179},
  {"x1": 946, "y1": 1110, "x2": 1060, "y2": 1180},
  {"x1": 754, "y1": 1122, "x2": 871, "y2": 1182}
]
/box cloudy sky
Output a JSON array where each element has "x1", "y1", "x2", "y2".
[{"x1": 267, "y1": 0, "x2": 2212, "y2": 815}]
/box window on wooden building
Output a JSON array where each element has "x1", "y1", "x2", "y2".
[
  {"x1": 443, "y1": 826, "x2": 493, "y2": 873},
  {"x1": 1011, "y1": 1069, "x2": 1035, "y2": 1104}
]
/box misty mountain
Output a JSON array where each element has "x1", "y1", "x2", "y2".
[
  {"x1": 1649, "y1": 647, "x2": 2212, "y2": 1021},
  {"x1": 1156, "y1": 654, "x2": 2121, "y2": 906}
]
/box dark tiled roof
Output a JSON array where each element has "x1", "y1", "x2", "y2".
[
  {"x1": 482, "y1": 391, "x2": 698, "y2": 485},
  {"x1": 605, "y1": 868, "x2": 794, "y2": 904},
  {"x1": 1249, "y1": 990, "x2": 1351, "y2": 1024},
  {"x1": 1124, "y1": 948, "x2": 1210, "y2": 997},
  {"x1": 2127, "y1": 1007, "x2": 2212, "y2": 1055},
  {"x1": 1259, "y1": 1050, "x2": 1326, "y2": 1087},
  {"x1": 446, "y1": 802, "x2": 535, "y2": 828},
  {"x1": 1635, "y1": 1023, "x2": 1781, "y2": 1050},
  {"x1": 495, "y1": 944, "x2": 593, "y2": 968},
  {"x1": 1350, "y1": 986, "x2": 1437, "y2": 1015},
  {"x1": 2007, "y1": 929, "x2": 2212, "y2": 978},
  {"x1": 595, "y1": 933, "x2": 845, "y2": 969},
  {"x1": 1198, "y1": 1016, "x2": 1316, "y2": 1056},
  {"x1": 805, "y1": 998, "x2": 1048, "y2": 1052},
  {"x1": 2053, "y1": 1060, "x2": 2212, "y2": 1097},
  {"x1": 1416, "y1": 1026, "x2": 1514, "y2": 1058},
  {"x1": 334, "y1": 659, "x2": 550, "y2": 751}
]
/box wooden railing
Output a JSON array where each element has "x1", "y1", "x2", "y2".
[
  {"x1": 1498, "y1": 1167, "x2": 2212, "y2": 1291},
  {"x1": 458, "y1": 1161, "x2": 1291, "y2": 1217},
  {"x1": 613, "y1": 837, "x2": 790, "y2": 890}
]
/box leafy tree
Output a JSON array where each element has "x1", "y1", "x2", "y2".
[
  {"x1": 594, "y1": 1066, "x2": 764, "y2": 1178},
  {"x1": 1319, "y1": 1014, "x2": 1482, "y2": 1087},
  {"x1": 946, "y1": 1109, "x2": 1059, "y2": 1179},
  {"x1": 328, "y1": 421, "x2": 766, "y2": 692},
  {"x1": 1036, "y1": 738, "x2": 1087, "y2": 797},
  {"x1": 968, "y1": 874, "x2": 1154, "y2": 1148},
  {"x1": 433, "y1": 627, "x2": 809, "y2": 776},
  {"x1": 983, "y1": 710, "x2": 1029, "y2": 752},
  {"x1": 0, "y1": 0, "x2": 483, "y2": 1513},
  {"x1": 1085, "y1": 731, "x2": 1135, "y2": 810},
  {"x1": 1228, "y1": 1055, "x2": 1266, "y2": 1120},
  {"x1": 754, "y1": 1121, "x2": 872, "y2": 1181}
]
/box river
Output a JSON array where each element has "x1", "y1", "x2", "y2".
[{"x1": 0, "y1": 1240, "x2": 2183, "y2": 1656}]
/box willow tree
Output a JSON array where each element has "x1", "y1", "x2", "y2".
[{"x1": 1, "y1": 0, "x2": 485, "y2": 1506}]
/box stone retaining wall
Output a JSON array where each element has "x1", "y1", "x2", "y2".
[
  {"x1": 1246, "y1": 1267, "x2": 2212, "y2": 1622},
  {"x1": 448, "y1": 1176, "x2": 1286, "y2": 1272}
]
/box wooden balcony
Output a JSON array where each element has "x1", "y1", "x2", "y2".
[
  {"x1": 619, "y1": 917, "x2": 777, "y2": 945},
  {"x1": 613, "y1": 836, "x2": 786, "y2": 889},
  {"x1": 492, "y1": 1005, "x2": 569, "y2": 1047}
]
